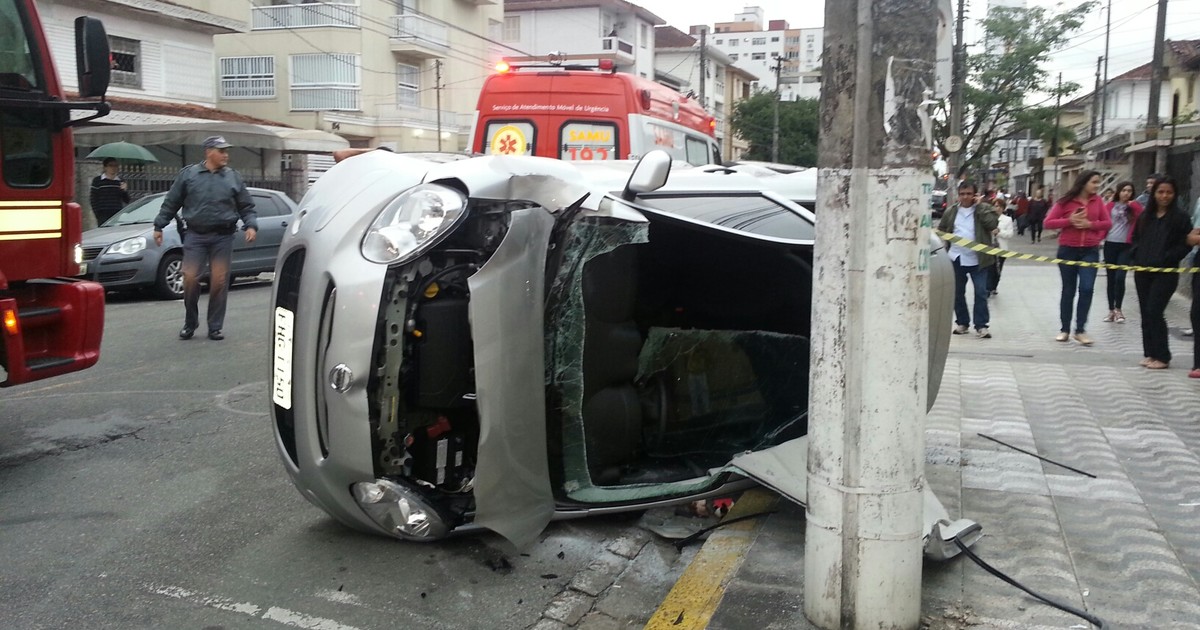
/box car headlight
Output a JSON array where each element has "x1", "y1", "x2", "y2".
[
  {"x1": 107, "y1": 236, "x2": 147, "y2": 257},
  {"x1": 352, "y1": 479, "x2": 449, "y2": 541},
  {"x1": 73, "y1": 243, "x2": 83, "y2": 265},
  {"x1": 361, "y1": 184, "x2": 467, "y2": 265}
]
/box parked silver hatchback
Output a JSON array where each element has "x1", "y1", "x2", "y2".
[
  {"x1": 270, "y1": 151, "x2": 954, "y2": 547},
  {"x1": 80, "y1": 187, "x2": 296, "y2": 298}
]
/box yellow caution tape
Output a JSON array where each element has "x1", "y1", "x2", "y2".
[{"x1": 934, "y1": 230, "x2": 1199, "y2": 273}]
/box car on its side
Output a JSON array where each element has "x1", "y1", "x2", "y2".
[
  {"x1": 79, "y1": 187, "x2": 296, "y2": 298},
  {"x1": 269, "y1": 150, "x2": 957, "y2": 549}
]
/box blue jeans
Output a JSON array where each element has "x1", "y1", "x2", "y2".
[
  {"x1": 952, "y1": 257, "x2": 989, "y2": 329},
  {"x1": 1057, "y1": 245, "x2": 1099, "y2": 333},
  {"x1": 181, "y1": 231, "x2": 235, "y2": 333}
]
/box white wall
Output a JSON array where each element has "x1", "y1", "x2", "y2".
[
  {"x1": 37, "y1": 0, "x2": 217, "y2": 104},
  {"x1": 507, "y1": 8, "x2": 602, "y2": 62},
  {"x1": 1104, "y1": 80, "x2": 1172, "y2": 132}
]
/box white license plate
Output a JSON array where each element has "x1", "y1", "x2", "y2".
[{"x1": 272, "y1": 307, "x2": 295, "y2": 409}]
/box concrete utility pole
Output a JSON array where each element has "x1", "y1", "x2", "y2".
[
  {"x1": 1100, "y1": 0, "x2": 1112, "y2": 134},
  {"x1": 1052, "y1": 72, "x2": 1063, "y2": 194},
  {"x1": 698, "y1": 27, "x2": 707, "y2": 109},
  {"x1": 1147, "y1": 0, "x2": 1169, "y2": 173},
  {"x1": 435, "y1": 59, "x2": 444, "y2": 151},
  {"x1": 946, "y1": 0, "x2": 966, "y2": 180},
  {"x1": 1091, "y1": 56, "x2": 1102, "y2": 139},
  {"x1": 804, "y1": 0, "x2": 936, "y2": 628},
  {"x1": 772, "y1": 54, "x2": 783, "y2": 163}
]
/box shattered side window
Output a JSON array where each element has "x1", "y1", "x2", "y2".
[
  {"x1": 545, "y1": 215, "x2": 812, "y2": 503},
  {"x1": 546, "y1": 218, "x2": 650, "y2": 501},
  {"x1": 635, "y1": 194, "x2": 815, "y2": 241}
]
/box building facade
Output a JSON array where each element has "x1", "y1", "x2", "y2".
[
  {"x1": 213, "y1": 0, "x2": 504, "y2": 152},
  {"x1": 653, "y1": 25, "x2": 757, "y2": 159},
  {"x1": 500, "y1": 0, "x2": 663, "y2": 78},
  {"x1": 703, "y1": 6, "x2": 821, "y2": 101}
]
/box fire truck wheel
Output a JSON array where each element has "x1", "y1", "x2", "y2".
[{"x1": 155, "y1": 251, "x2": 185, "y2": 300}]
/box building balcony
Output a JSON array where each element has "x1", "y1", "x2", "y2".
[
  {"x1": 291, "y1": 86, "x2": 361, "y2": 112},
  {"x1": 252, "y1": 2, "x2": 359, "y2": 30},
  {"x1": 391, "y1": 14, "x2": 450, "y2": 58},
  {"x1": 600, "y1": 36, "x2": 635, "y2": 63}
]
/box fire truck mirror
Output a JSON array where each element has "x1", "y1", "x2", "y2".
[{"x1": 74, "y1": 16, "x2": 110, "y2": 99}]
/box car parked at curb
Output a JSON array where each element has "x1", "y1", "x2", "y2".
[
  {"x1": 269, "y1": 150, "x2": 958, "y2": 549},
  {"x1": 79, "y1": 187, "x2": 296, "y2": 298}
]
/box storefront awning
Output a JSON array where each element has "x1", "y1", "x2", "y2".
[{"x1": 72, "y1": 121, "x2": 348, "y2": 154}]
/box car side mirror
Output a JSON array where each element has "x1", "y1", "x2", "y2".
[{"x1": 622, "y1": 150, "x2": 671, "y2": 200}]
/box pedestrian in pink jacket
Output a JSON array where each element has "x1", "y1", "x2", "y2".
[{"x1": 1043, "y1": 171, "x2": 1112, "y2": 346}]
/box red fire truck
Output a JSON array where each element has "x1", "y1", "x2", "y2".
[
  {"x1": 471, "y1": 61, "x2": 721, "y2": 165},
  {"x1": 1, "y1": 0, "x2": 111, "y2": 386}
]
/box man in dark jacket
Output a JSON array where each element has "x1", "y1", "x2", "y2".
[
  {"x1": 153, "y1": 136, "x2": 257, "y2": 341},
  {"x1": 937, "y1": 180, "x2": 999, "y2": 339},
  {"x1": 89, "y1": 158, "x2": 130, "y2": 225}
]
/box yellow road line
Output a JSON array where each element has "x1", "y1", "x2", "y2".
[
  {"x1": 644, "y1": 489, "x2": 780, "y2": 630},
  {"x1": 935, "y1": 230, "x2": 1198, "y2": 273}
]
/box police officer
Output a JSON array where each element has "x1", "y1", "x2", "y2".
[{"x1": 153, "y1": 136, "x2": 257, "y2": 341}]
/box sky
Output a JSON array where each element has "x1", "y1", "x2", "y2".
[{"x1": 636, "y1": 0, "x2": 1200, "y2": 101}]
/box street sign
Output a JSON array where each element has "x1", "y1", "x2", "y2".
[{"x1": 944, "y1": 135, "x2": 962, "y2": 153}]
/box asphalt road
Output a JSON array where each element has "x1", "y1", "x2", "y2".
[{"x1": 0, "y1": 281, "x2": 651, "y2": 630}]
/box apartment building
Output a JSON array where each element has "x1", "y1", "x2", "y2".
[
  {"x1": 705, "y1": 6, "x2": 821, "y2": 101},
  {"x1": 500, "y1": 0, "x2": 662, "y2": 78},
  {"x1": 213, "y1": 0, "x2": 504, "y2": 152}
]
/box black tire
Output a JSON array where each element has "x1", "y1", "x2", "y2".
[{"x1": 155, "y1": 251, "x2": 185, "y2": 300}]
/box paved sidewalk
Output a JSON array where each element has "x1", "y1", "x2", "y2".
[{"x1": 685, "y1": 237, "x2": 1200, "y2": 629}]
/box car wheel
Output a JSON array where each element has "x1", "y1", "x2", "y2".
[{"x1": 155, "y1": 251, "x2": 185, "y2": 300}]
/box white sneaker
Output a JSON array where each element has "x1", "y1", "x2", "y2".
[
  {"x1": 976, "y1": 327, "x2": 991, "y2": 339},
  {"x1": 1185, "y1": 328, "x2": 1195, "y2": 337},
  {"x1": 952, "y1": 325, "x2": 970, "y2": 335}
]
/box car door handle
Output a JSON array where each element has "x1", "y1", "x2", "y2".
[{"x1": 280, "y1": 221, "x2": 287, "y2": 227}]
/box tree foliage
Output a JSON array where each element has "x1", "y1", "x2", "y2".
[
  {"x1": 728, "y1": 92, "x2": 819, "y2": 166},
  {"x1": 935, "y1": 2, "x2": 1094, "y2": 175}
]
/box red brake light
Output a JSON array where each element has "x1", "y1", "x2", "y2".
[
  {"x1": 639, "y1": 89, "x2": 651, "y2": 110},
  {"x1": 495, "y1": 61, "x2": 510, "y2": 74},
  {"x1": 598, "y1": 59, "x2": 615, "y2": 71},
  {"x1": 709, "y1": 119, "x2": 716, "y2": 131}
]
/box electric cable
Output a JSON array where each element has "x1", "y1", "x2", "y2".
[
  {"x1": 976, "y1": 433, "x2": 1096, "y2": 478},
  {"x1": 953, "y1": 537, "x2": 1105, "y2": 628}
]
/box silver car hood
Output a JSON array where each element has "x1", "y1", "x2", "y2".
[{"x1": 82, "y1": 224, "x2": 158, "y2": 247}]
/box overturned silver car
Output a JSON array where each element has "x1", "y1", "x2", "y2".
[{"x1": 269, "y1": 150, "x2": 956, "y2": 548}]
